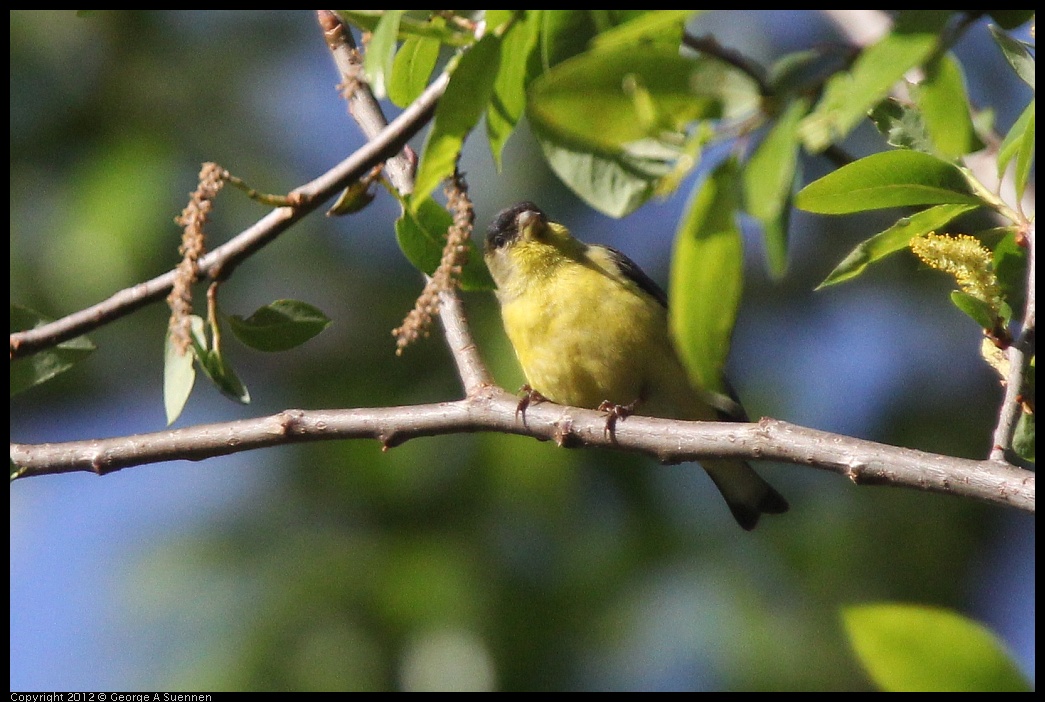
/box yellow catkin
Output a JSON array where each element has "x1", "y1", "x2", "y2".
[{"x1": 909, "y1": 233, "x2": 1004, "y2": 312}]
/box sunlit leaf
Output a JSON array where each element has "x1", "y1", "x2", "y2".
[
  {"x1": 818, "y1": 204, "x2": 979, "y2": 287},
  {"x1": 412, "y1": 34, "x2": 502, "y2": 207},
  {"x1": 337, "y1": 11, "x2": 474, "y2": 46},
  {"x1": 487, "y1": 10, "x2": 540, "y2": 169},
  {"x1": 326, "y1": 178, "x2": 377, "y2": 216},
  {"x1": 388, "y1": 34, "x2": 441, "y2": 108},
  {"x1": 868, "y1": 98, "x2": 934, "y2": 153},
  {"x1": 950, "y1": 290, "x2": 1001, "y2": 331},
  {"x1": 795, "y1": 150, "x2": 984, "y2": 214},
  {"x1": 536, "y1": 10, "x2": 598, "y2": 71},
  {"x1": 189, "y1": 315, "x2": 250, "y2": 405},
  {"x1": 743, "y1": 98, "x2": 808, "y2": 277},
  {"x1": 528, "y1": 47, "x2": 758, "y2": 152},
  {"x1": 365, "y1": 10, "x2": 405, "y2": 100},
  {"x1": 996, "y1": 101, "x2": 1034, "y2": 182},
  {"x1": 1012, "y1": 355, "x2": 1035, "y2": 463},
  {"x1": 589, "y1": 10, "x2": 696, "y2": 50},
  {"x1": 1013, "y1": 411, "x2": 1035, "y2": 462},
  {"x1": 913, "y1": 53, "x2": 983, "y2": 159},
  {"x1": 992, "y1": 230, "x2": 1027, "y2": 318},
  {"x1": 670, "y1": 159, "x2": 743, "y2": 393},
  {"x1": 799, "y1": 11, "x2": 950, "y2": 152},
  {"x1": 1012, "y1": 108, "x2": 1034, "y2": 200},
  {"x1": 843, "y1": 603, "x2": 1030, "y2": 692},
  {"x1": 531, "y1": 121, "x2": 674, "y2": 218}
]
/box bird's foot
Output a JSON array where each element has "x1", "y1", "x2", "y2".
[
  {"x1": 598, "y1": 399, "x2": 638, "y2": 441},
  {"x1": 515, "y1": 384, "x2": 548, "y2": 424}
]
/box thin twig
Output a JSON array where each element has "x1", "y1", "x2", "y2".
[{"x1": 991, "y1": 220, "x2": 1036, "y2": 461}]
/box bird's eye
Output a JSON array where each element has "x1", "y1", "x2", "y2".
[{"x1": 488, "y1": 231, "x2": 510, "y2": 249}]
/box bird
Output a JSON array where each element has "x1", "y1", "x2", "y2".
[{"x1": 483, "y1": 201, "x2": 788, "y2": 530}]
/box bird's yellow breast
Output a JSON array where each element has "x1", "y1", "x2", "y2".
[{"x1": 499, "y1": 258, "x2": 670, "y2": 410}]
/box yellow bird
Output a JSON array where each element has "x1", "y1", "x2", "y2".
[{"x1": 484, "y1": 202, "x2": 787, "y2": 530}]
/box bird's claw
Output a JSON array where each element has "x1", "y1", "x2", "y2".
[
  {"x1": 598, "y1": 399, "x2": 637, "y2": 441},
  {"x1": 516, "y1": 384, "x2": 548, "y2": 423}
]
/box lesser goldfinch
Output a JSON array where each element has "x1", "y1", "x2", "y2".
[{"x1": 484, "y1": 202, "x2": 788, "y2": 530}]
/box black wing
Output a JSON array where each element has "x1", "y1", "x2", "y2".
[{"x1": 604, "y1": 246, "x2": 669, "y2": 309}]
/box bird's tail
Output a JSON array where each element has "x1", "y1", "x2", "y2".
[{"x1": 701, "y1": 459, "x2": 789, "y2": 531}]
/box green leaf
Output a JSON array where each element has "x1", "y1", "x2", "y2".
[
  {"x1": 528, "y1": 47, "x2": 758, "y2": 152},
  {"x1": 536, "y1": 10, "x2": 599, "y2": 71},
  {"x1": 486, "y1": 10, "x2": 541, "y2": 169},
  {"x1": 913, "y1": 53, "x2": 983, "y2": 159},
  {"x1": 526, "y1": 44, "x2": 756, "y2": 216},
  {"x1": 799, "y1": 11, "x2": 951, "y2": 152},
  {"x1": 388, "y1": 34, "x2": 441, "y2": 108},
  {"x1": 743, "y1": 98, "x2": 809, "y2": 278},
  {"x1": 164, "y1": 327, "x2": 196, "y2": 425},
  {"x1": 652, "y1": 123, "x2": 713, "y2": 199},
  {"x1": 1013, "y1": 410, "x2": 1035, "y2": 462},
  {"x1": 189, "y1": 316, "x2": 250, "y2": 405},
  {"x1": 1012, "y1": 108, "x2": 1034, "y2": 201},
  {"x1": 412, "y1": 34, "x2": 502, "y2": 207},
  {"x1": 987, "y1": 24, "x2": 1034, "y2": 90},
  {"x1": 795, "y1": 150, "x2": 985, "y2": 214},
  {"x1": 1012, "y1": 356, "x2": 1034, "y2": 462},
  {"x1": 843, "y1": 603, "x2": 1030, "y2": 692},
  {"x1": 950, "y1": 290, "x2": 1002, "y2": 331},
  {"x1": 589, "y1": 10, "x2": 696, "y2": 50},
  {"x1": 868, "y1": 98, "x2": 935, "y2": 153},
  {"x1": 10, "y1": 304, "x2": 96, "y2": 397},
  {"x1": 396, "y1": 198, "x2": 493, "y2": 290},
  {"x1": 326, "y1": 178, "x2": 377, "y2": 216},
  {"x1": 996, "y1": 101, "x2": 1034, "y2": 182},
  {"x1": 992, "y1": 230, "x2": 1027, "y2": 319},
  {"x1": 337, "y1": 11, "x2": 474, "y2": 47},
  {"x1": 531, "y1": 121, "x2": 675, "y2": 218},
  {"x1": 205, "y1": 352, "x2": 251, "y2": 405},
  {"x1": 364, "y1": 10, "x2": 405, "y2": 100},
  {"x1": 670, "y1": 159, "x2": 743, "y2": 393},
  {"x1": 483, "y1": 10, "x2": 519, "y2": 34},
  {"x1": 817, "y1": 203, "x2": 979, "y2": 287},
  {"x1": 227, "y1": 300, "x2": 332, "y2": 352}
]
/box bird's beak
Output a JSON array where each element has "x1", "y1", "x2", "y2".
[{"x1": 517, "y1": 209, "x2": 539, "y2": 233}]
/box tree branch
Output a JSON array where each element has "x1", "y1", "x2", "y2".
[
  {"x1": 8, "y1": 66, "x2": 450, "y2": 361},
  {"x1": 10, "y1": 390, "x2": 1034, "y2": 512}
]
